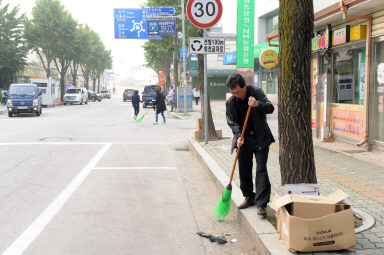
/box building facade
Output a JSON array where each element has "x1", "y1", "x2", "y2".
[{"x1": 265, "y1": 0, "x2": 384, "y2": 151}]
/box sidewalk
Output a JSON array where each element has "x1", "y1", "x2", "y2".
[
  {"x1": 189, "y1": 100, "x2": 384, "y2": 254},
  {"x1": 0, "y1": 104, "x2": 6, "y2": 115}
]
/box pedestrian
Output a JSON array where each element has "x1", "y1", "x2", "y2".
[
  {"x1": 167, "y1": 86, "x2": 175, "y2": 112},
  {"x1": 131, "y1": 90, "x2": 141, "y2": 119},
  {"x1": 153, "y1": 88, "x2": 166, "y2": 124},
  {"x1": 225, "y1": 73, "x2": 275, "y2": 216},
  {"x1": 192, "y1": 86, "x2": 200, "y2": 106}
]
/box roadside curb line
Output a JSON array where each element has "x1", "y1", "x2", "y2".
[{"x1": 188, "y1": 139, "x2": 292, "y2": 255}]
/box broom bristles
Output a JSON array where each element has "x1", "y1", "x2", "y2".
[
  {"x1": 136, "y1": 115, "x2": 144, "y2": 122},
  {"x1": 212, "y1": 185, "x2": 232, "y2": 220}
]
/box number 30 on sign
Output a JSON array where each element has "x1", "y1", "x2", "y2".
[{"x1": 186, "y1": 0, "x2": 223, "y2": 29}]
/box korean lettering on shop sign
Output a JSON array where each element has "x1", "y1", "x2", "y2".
[{"x1": 242, "y1": 1, "x2": 250, "y2": 64}]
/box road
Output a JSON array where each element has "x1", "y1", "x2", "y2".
[{"x1": 0, "y1": 95, "x2": 256, "y2": 255}]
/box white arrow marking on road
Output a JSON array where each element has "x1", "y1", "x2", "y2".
[{"x1": 2, "y1": 143, "x2": 112, "y2": 255}]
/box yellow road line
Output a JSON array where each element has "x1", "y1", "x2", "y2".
[{"x1": 65, "y1": 104, "x2": 113, "y2": 120}]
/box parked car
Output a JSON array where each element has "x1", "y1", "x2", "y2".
[
  {"x1": 6, "y1": 83, "x2": 42, "y2": 117},
  {"x1": 63, "y1": 87, "x2": 88, "y2": 105},
  {"x1": 123, "y1": 89, "x2": 135, "y2": 101},
  {"x1": 100, "y1": 89, "x2": 111, "y2": 99},
  {"x1": 88, "y1": 90, "x2": 102, "y2": 102},
  {"x1": 142, "y1": 85, "x2": 158, "y2": 108}
]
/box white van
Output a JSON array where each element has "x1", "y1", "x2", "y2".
[{"x1": 63, "y1": 87, "x2": 88, "y2": 105}]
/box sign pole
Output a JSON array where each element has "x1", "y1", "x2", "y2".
[
  {"x1": 181, "y1": 0, "x2": 187, "y2": 115},
  {"x1": 204, "y1": 28, "x2": 208, "y2": 144}
]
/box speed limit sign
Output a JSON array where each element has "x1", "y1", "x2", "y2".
[{"x1": 186, "y1": 0, "x2": 223, "y2": 29}]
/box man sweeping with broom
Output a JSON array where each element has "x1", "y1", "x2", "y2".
[{"x1": 213, "y1": 73, "x2": 275, "y2": 220}]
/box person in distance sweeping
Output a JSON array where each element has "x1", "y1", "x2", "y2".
[
  {"x1": 225, "y1": 73, "x2": 275, "y2": 216},
  {"x1": 132, "y1": 90, "x2": 141, "y2": 120},
  {"x1": 153, "y1": 87, "x2": 166, "y2": 125}
]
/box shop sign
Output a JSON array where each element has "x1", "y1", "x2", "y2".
[
  {"x1": 377, "y1": 63, "x2": 384, "y2": 85},
  {"x1": 312, "y1": 25, "x2": 332, "y2": 51},
  {"x1": 237, "y1": 0, "x2": 255, "y2": 68},
  {"x1": 350, "y1": 25, "x2": 366, "y2": 41},
  {"x1": 331, "y1": 103, "x2": 365, "y2": 139},
  {"x1": 259, "y1": 49, "x2": 278, "y2": 68},
  {"x1": 223, "y1": 51, "x2": 236, "y2": 65},
  {"x1": 333, "y1": 26, "x2": 350, "y2": 46}
]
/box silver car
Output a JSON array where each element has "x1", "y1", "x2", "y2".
[{"x1": 63, "y1": 88, "x2": 88, "y2": 105}]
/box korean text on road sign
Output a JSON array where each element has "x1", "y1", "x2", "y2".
[
  {"x1": 114, "y1": 8, "x2": 162, "y2": 40},
  {"x1": 189, "y1": 37, "x2": 225, "y2": 54}
]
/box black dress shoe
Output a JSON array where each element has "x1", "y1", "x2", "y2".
[
  {"x1": 257, "y1": 207, "x2": 267, "y2": 216},
  {"x1": 238, "y1": 197, "x2": 256, "y2": 209}
]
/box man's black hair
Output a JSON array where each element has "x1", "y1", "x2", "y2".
[{"x1": 226, "y1": 73, "x2": 246, "y2": 89}]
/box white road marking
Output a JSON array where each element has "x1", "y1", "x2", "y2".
[
  {"x1": 0, "y1": 142, "x2": 171, "y2": 146},
  {"x1": 93, "y1": 166, "x2": 177, "y2": 170},
  {"x1": 2, "y1": 143, "x2": 112, "y2": 255}
]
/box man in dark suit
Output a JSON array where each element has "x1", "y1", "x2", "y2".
[{"x1": 225, "y1": 73, "x2": 275, "y2": 216}]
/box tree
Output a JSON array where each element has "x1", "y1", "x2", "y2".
[
  {"x1": 70, "y1": 25, "x2": 91, "y2": 88},
  {"x1": 278, "y1": 0, "x2": 317, "y2": 184},
  {"x1": 0, "y1": 1, "x2": 28, "y2": 89},
  {"x1": 24, "y1": 0, "x2": 63, "y2": 79},
  {"x1": 52, "y1": 9, "x2": 77, "y2": 101}
]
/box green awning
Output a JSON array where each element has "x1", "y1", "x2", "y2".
[{"x1": 253, "y1": 42, "x2": 279, "y2": 59}]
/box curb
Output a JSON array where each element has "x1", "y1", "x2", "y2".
[{"x1": 188, "y1": 139, "x2": 292, "y2": 255}]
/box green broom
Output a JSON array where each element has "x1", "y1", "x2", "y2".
[
  {"x1": 136, "y1": 109, "x2": 150, "y2": 122},
  {"x1": 212, "y1": 105, "x2": 252, "y2": 220}
]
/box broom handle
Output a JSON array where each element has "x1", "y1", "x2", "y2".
[{"x1": 228, "y1": 105, "x2": 252, "y2": 185}]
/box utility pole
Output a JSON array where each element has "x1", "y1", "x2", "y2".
[
  {"x1": 203, "y1": 29, "x2": 208, "y2": 144},
  {"x1": 181, "y1": 0, "x2": 187, "y2": 115}
]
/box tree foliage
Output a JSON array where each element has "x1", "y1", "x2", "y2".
[
  {"x1": 0, "y1": 1, "x2": 28, "y2": 89},
  {"x1": 25, "y1": 0, "x2": 112, "y2": 99}
]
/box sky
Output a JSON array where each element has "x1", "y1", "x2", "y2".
[{"x1": 7, "y1": 0, "x2": 237, "y2": 81}]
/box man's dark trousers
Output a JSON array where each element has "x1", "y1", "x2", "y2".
[
  {"x1": 133, "y1": 104, "x2": 139, "y2": 116},
  {"x1": 238, "y1": 134, "x2": 271, "y2": 209}
]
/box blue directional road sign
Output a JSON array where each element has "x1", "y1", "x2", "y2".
[
  {"x1": 114, "y1": 8, "x2": 162, "y2": 40},
  {"x1": 147, "y1": 19, "x2": 176, "y2": 36},
  {"x1": 147, "y1": 7, "x2": 175, "y2": 16}
]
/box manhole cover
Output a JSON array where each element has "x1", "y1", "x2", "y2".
[
  {"x1": 175, "y1": 148, "x2": 190, "y2": 151},
  {"x1": 40, "y1": 137, "x2": 73, "y2": 142}
]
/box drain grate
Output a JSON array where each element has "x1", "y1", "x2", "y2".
[
  {"x1": 175, "y1": 148, "x2": 190, "y2": 151},
  {"x1": 40, "y1": 137, "x2": 73, "y2": 142}
]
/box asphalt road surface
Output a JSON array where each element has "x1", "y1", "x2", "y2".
[{"x1": 0, "y1": 94, "x2": 257, "y2": 255}]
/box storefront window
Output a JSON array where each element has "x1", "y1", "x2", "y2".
[
  {"x1": 332, "y1": 47, "x2": 366, "y2": 104},
  {"x1": 329, "y1": 43, "x2": 366, "y2": 139},
  {"x1": 254, "y1": 59, "x2": 278, "y2": 94},
  {"x1": 372, "y1": 41, "x2": 384, "y2": 142}
]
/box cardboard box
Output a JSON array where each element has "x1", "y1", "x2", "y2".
[{"x1": 271, "y1": 190, "x2": 356, "y2": 253}]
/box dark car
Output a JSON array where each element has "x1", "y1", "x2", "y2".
[
  {"x1": 123, "y1": 89, "x2": 135, "y2": 101},
  {"x1": 6, "y1": 83, "x2": 42, "y2": 117},
  {"x1": 142, "y1": 85, "x2": 159, "y2": 108},
  {"x1": 88, "y1": 90, "x2": 102, "y2": 102}
]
